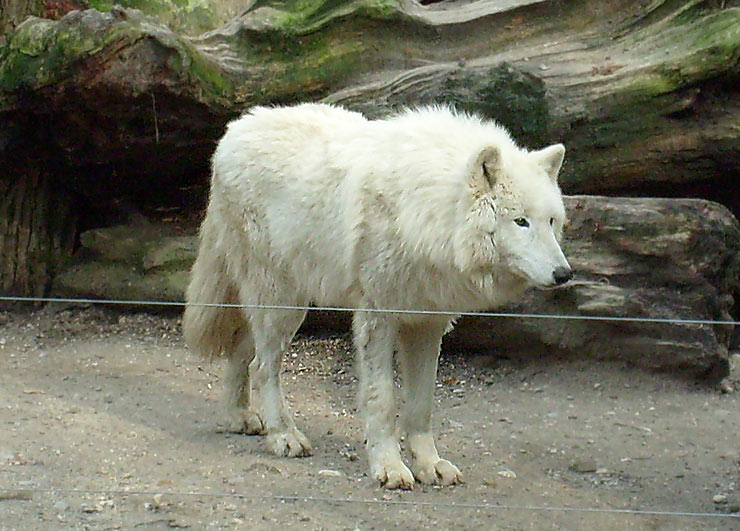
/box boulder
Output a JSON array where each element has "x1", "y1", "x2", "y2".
[
  {"x1": 52, "y1": 196, "x2": 740, "y2": 380},
  {"x1": 446, "y1": 196, "x2": 740, "y2": 381}
]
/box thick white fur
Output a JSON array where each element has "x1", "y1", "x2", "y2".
[{"x1": 183, "y1": 103, "x2": 570, "y2": 489}]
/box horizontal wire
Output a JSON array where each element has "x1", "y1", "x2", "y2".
[
  {"x1": 0, "y1": 295, "x2": 737, "y2": 327},
  {"x1": 1, "y1": 295, "x2": 736, "y2": 519},
  {"x1": 2, "y1": 487, "x2": 738, "y2": 520}
]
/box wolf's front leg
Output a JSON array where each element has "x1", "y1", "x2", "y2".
[
  {"x1": 398, "y1": 320, "x2": 463, "y2": 486},
  {"x1": 354, "y1": 312, "x2": 414, "y2": 490}
]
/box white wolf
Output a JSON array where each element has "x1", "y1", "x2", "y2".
[{"x1": 183, "y1": 103, "x2": 571, "y2": 489}]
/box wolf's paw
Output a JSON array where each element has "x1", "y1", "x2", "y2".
[
  {"x1": 228, "y1": 408, "x2": 266, "y2": 435},
  {"x1": 267, "y1": 428, "x2": 312, "y2": 457},
  {"x1": 371, "y1": 460, "x2": 415, "y2": 490},
  {"x1": 412, "y1": 458, "x2": 463, "y2": 486}
]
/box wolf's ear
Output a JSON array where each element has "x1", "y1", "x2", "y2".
[
  {"x1": 532, "y1": 144, "x2": 565, "y2": 182},
  {"x1": 473, "y1": 146, "x2": 501, "y2": 187}
]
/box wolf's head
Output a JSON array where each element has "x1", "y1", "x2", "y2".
[{"x1": 456, "y1": 141, "x2": 572, "y2": 289}]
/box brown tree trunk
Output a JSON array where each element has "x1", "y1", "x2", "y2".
[
  {"x1": 0, "y1": 0, "x2": 43, "y2": 38},
  {"x1": 0, "y1": 161, "x2": 77, "y2": 301}
]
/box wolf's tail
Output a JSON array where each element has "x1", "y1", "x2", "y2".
[{"x1": 183, "y1": 214, "x2": 244, "y2": 359}]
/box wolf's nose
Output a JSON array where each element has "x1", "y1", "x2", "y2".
[{"x1": 553, "y1": 267, "x2": 572, "y2": 285}]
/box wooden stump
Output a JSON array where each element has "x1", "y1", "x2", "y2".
[{"x1": 0, "y1": 162, "x2": 77, "y2": 302}]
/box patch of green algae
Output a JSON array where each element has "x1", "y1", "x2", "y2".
[{"x1": 0, "y1": 10, "x2": 235, "y2": 106}]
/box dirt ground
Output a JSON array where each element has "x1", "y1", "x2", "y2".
[{"x1": 1, "y1": 305, "x2": 738, "y2": 530}]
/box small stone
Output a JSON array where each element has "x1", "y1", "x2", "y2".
[
  {"x1": 729, "y1": 353, "x2": 740, "y2": 374},
  {"x1": 246, "y1": 462, "x2": 282, "y2": 475},
  {"x1": 318, "y1": 469, "x2": 343, "y2": 477},
  {"x1": 712, "y1": 494, "x2": 728, "y2": 504},
  {"x1": 570, "y1": 460, "x2": 599, "y2": 473},
  {"x1": 497, "y1": 468, "x2": 516, "y2": 479},
  {"x1": 53, "y1": 500, "x2": 70, "y2": 512}
]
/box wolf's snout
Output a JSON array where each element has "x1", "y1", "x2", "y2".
[{"x1": 552, "y1": 267, "x2": 572, "y2": 285}]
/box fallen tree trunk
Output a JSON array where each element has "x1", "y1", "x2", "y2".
[
  {"x1": 52, "y1": 196, "x2": 740, "y2": 380},
  {"x1": 1, "y1": 1, "x2": 739, "y2": 296}
]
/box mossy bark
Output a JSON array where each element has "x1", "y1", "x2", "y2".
[
  {"x1": 0, "y1": 0, "x2": 44, "y2": 38},
  {"x1": 0, "y1": 0, "x2": 739, "y2": 300}
]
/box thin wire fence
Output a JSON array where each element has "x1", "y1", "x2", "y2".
[
  {"x1": 1, "y1": 293, "x2": 738, "y2": 522},
  {"x1": 0, "y1": 295, "x2": 737, "y2": 327},
  {"x1": 1, "y1": 487, "x2": 738, "y2": 520}
]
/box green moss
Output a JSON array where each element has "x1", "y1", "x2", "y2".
[
  {"x1": 0, "y1": 11, "x2": 234, "y2": 106},
  {"x1": 423, "y1": 64, "x2": 553, "y2": 147},
  {"x1": 85, "y1": 0, "x2": 220, "y2": 33},
  {"x1": 0, "y1": 17, "x2": 103, "y2": 91},
  {"x1": 174, "y1": 41, "x2": 236, "y2": 103},
  {"x1": 248, "y1": 0, "x2": 408, "y2": 35},
  {"x1": 623, "y1": 9, "x2": 740, "y2": 98}
]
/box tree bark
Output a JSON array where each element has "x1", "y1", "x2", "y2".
[
  {"x1": 1, "y1": 0, "x2": 43, "y2": 38},
  {"x1": 0, "y1": 160, "x2": 78, "y2": 301}
]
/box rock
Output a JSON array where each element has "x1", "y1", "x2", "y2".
[
  {"x1": 52, "y1": 222, "x2": 195, "y2": 305},
  {"x1": 51, "y1": 195, "x2": 740, "y2": 380},
  {"x1": 570, "y1": 460, "x2": 599, "y2": 474},
  {"x1": 53, "y1": 499, "x2": 70, "y2": 512},
  {"x1": 497, "y1": 468, "x2": 517, "y2": 479},
  {"x1": 730, "y1": 354, "x2": 740, "y2": 376},
  {"x1": 317, "y1": 469, "x2": 343, "y2": 477},
  {"x1": 445, "y1": 196, "x2": 740, "y2": 381}
]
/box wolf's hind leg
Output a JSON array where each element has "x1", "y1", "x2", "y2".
[
  {"x1": 223, "y1": 328, "x2": 265, "y2": 434},
  {"x1": 249, "y1": 307, "x2": 312, "y2": 457}
]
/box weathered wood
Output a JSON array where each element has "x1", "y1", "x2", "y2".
[
  {"x1": 0, "y1": 161, "x2": 78, "y2": 301},
  {"x1": 0, "y1": 0, "x2": 738, "y2": 307},
  {"x1": 1, "y1": 2, "x2": 738, "y2": 193},
  {"x1": 51, "y1": 196, "x2": 740, "y2": 380},
  {"x1": 0, "y1": 0, "x2": 43, "y2": 38}
]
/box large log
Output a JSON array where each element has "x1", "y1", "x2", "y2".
[
  {"x1": 1, "y1": 2, "x2": 738, "y2": 192},
  {"x1": 0, "y1": 1, "x2": 738, "y2": 296},
  {"x1": 51, "y1": 196, "x2": 740, "y2": 380}
]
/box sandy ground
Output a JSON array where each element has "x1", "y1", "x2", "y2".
[{"x1": 0, "y1": 305, "x2": 739, "y2": 530}]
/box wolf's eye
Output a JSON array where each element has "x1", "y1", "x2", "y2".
[
  {"x1": 514, "y1": 217, "x2": 529, "y2": 228},
  {"x1": 549, "y1": 217, "x2": 555, "y2": 226}
]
